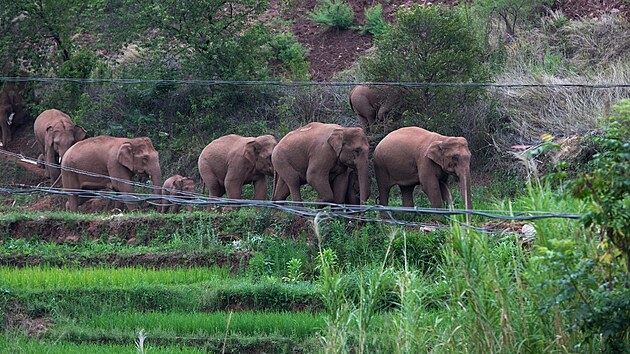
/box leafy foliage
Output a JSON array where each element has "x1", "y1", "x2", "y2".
[
  {"x1": 470, "y1": 0, "x2": 553, "y2": 38},
  {"x1": 361, "y1": 5, "x2": 490, "y2": 136},
  {"x1": 571, "y1": 99, "x2": 630, "y2": 271},
  {"x1": 308, "y1": 0, "x2": 355, "y2": 30},
  {"x1": 360, "y1": 4, "x2": 389, "y2": 37}
]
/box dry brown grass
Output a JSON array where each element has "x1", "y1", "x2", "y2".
[{"x1": 491, "y1": 12, "x2": 630, "y2": 150}]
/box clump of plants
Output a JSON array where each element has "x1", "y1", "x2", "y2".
[
  {"x1": 360, "y1": 4, "x2": 388, "y2": 36},
  {"x1": 308, "y1": 0, "x2": 355, "y2": 30}
]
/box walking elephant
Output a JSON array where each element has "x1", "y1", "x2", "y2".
[
  {"x1": 198, "y1": 134, "x2": 277, "y2": 204},
  {"x1": 160, "y1": 175, "x2": 195, "y2": 213},
  {"x1": 0, "y1": 81, "x2": 26, "y2": 148},
  {"x1": 374, "y1": 127, "x2": 472, "y2": 209},
  {"x1": 34, "y1": 109, "x2": 87, "y2": 184},
  {"x1": 349, "y1": 84, "x2": 400, "y2": 131},
  {"x1": 272, "y1": 122, "x2": 370, "y2": 204},
  {"x1": 61, "y1": 136, "x2": 162, "y2": 212}
]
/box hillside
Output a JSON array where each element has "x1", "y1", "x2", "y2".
[{"x1": 288, "y1": 0, "x2": 630, "y2": 80}]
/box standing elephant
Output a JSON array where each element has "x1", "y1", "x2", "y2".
[
  {"x1": 374, "y1": 127, "x2": 472, "y2": 209},
  {"x1": 61, "y1": 136, "x2": 162, "y2": 212},
  {"x1": 0, "y1": 81, "x2": 26, "y2": 148},
  {"x1": 161, "y1": 175, "x2": 196, "y2": 213},
  {"x1": 272, "y1": 122, "x2": 370, "y2": 204},
  {"x1": 198, "y1": 134, "x2": 277, "y2": 203},
  {"x1": 349, "y1": 84, "x2": 400, "y2": 131},
  {"x1": 34, "y1": 109, "x2": 87, "y2": 184}
]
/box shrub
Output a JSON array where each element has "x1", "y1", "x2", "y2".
[
  {"x1": 360, "y1": 4, "x2": 388, "y2": 37},
  {"x1": 308, "y1": 0, "x2": 355, "y2": 30},
  {"x1": 570, "y1": 99, "x2": 630, "y2": 271},
  {"x1": 361, "y1": 5, "x2": 490, "y2": 138}
]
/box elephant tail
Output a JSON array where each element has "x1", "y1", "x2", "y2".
[
  {"x1": 271, "y1": 169, "x2": 278, "y2": 200},
  {"x1": 348, "y1": 87, "x2": 356, "y2": 113}
]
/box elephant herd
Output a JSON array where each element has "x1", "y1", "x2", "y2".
[{"x1": 26, "y1": 85, "x2": 472, "y2": 213}]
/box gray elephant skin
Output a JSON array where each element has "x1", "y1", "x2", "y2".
[
  {"x1": 272, "y1": 122, "x2": 370, "y2": 204},
  {"x1": 349, "y1": 84, "x2": 400, "y2": 131},
  {"x1": 161, "y1": 174, "x2": 195, "y2": 213},
  {"x1": 61, "y1": 136, "x2": 162, "y2": 212},
  {"x1": 0, "y1": 81, "x2": 26, "y2": 147},
  {"x1": 34, "y1": 109, "x2": 87, "y2": 184},
  {"x1": 374, "y1": 126, "x2": 472, "y2": 209},
  {"x1": 198, "y1": 134, "x2": 277, "y2": 204}
]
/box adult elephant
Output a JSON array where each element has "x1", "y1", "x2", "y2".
[
  {"x1": 198, "y1": 134, "x2": 277, "y2": 203},
  {"x1": 272, "y1": 122, "x2": 370, "y2": 204},
  {"x1": 374, "y1": 127, "x2": 472, "y2": 209},
  {"x1": 61, "y1": 136, "x2": 162, "y2": 212},
  {"x1": 349, "y1": 84, "x2": 400, "y2": 131},
  {"x1": 34, "y1": 109, "x2": 87, "y2": 184},
  {"x1": 0, "y1": 81, "x2": 26, "y2": 148}
]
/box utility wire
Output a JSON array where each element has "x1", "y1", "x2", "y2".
[{"x1": 0, "y1": 148, "x2": 582, "y2": 234}]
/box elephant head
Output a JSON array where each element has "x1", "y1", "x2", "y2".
[
  {"x1": 426, "y1": 137, "x2": 472, "y2": 209},
  {"x1": 244, "y1": 134, "x2": 276, "y2": 176},
  {"x1": 117, "y1": 137, "x2": 162, "y2": 194},
  {"x1": 172, "y1": 176, "x2": 195, "y2": 192},
  {"x1": 46, "y1": 123, "x2": 87, "y2": 162},
  {"x1": 328, "y1": 127, "x2": 371, "y2": 203}
]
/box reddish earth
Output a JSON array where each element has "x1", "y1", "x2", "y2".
[{"x1": 286, "y1": 0, "x2": 630, "y2": 81}]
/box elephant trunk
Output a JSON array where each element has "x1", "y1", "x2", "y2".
[
  {"x1": 150, "y1": 168, "x2": 162, "y2": 196},
  {"x1": 357, "y1": 163, "x2": 370, "y2": 204},
  {"x1": 458, "y1": 171, "x2": 472, "y2": 210}
]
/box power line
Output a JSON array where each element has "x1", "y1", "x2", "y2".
[
  {"x1": 2, "y1": 76, "x2": 630, "y2": 89},
  {"x1": 0, "y1": 149, "x2": 582, "y2": 234}
]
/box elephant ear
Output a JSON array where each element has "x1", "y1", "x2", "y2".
[
  {"x1": 426, "y1": 141, "x2": 444, "y2": 168},
  {"x1": 327, "y1": 129, "x2": 345, "y2": 157},
  {"x1": 117, "y1": 142, "x2": 135, "y2": 172},
  {"x1": 173, "y1": 178, "x2": 184, "y2": 190},
  {"x1": 73, "y1": 125, "x2": 87, "y2": 142},
  {"x1": 244, "y1": 140, "x2": 261, "y2": 166}
]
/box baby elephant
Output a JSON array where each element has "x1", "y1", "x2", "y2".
[{"x1": 161, "y1": 175, "x2": 196, "y2": 213}]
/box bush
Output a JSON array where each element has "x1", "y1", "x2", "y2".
[
  {"x1": 361, "y1": 5, "x2": 490, "y2": 138},
  {"x1": 308, "y1": 0, "x2": 355, "y2": 30},
  {"x1": 360, "y1": 4, "x2": 388, "y2": 37}
]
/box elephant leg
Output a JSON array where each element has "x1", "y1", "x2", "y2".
[
  {"x1": 37, "y1": 153, "x2": 45, "y2": 169},
  {"x1": 252, "y1": 178, "x2": 268, "y2": 200},
  {"x1": 66, "y1": 195, "x2": 79, "y2": 212},
  {"x1": 224, "y1": 178, "x2": 244, "y2": 200},
  {"x1": 159, "y1": 193, "x2": 169, "y2": 213},
  {"x1": 307, "y1": 170, "x2": 334, "y2": 203},
  {"x1": 204, "y1": 179, "x2": 225, "y2": 211},
  {"x1": 439, "y1": 181, "x2": 452, "y2": 208},
  {"x1": 278, "y1": 169, "x2": 302, "y2": 203},
  {"x1": 422, "y1": 179, "x2": 443, "y2": 209},
  {"x1": 331, "y1": 172, "x2": 349, "y2": 204},
  {"x1": 171, "y1": 203, "x2": 181, "y2": 213},
  {"x1": 400, "y1": 185, "x2": 415, "y2": 208},
  {"x1": 272, "y1": 176, "x2": 290, "y2": 201}
]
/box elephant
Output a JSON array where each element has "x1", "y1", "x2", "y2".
[
  {"x1": 198, "y1": 134, "x2": 277, "y2": 205},
  {"x1": 0, "y1": 81, "x2": 26, "y2": 148},
  {"x1": 349, "y1": 84, "x2": 401, "y2": 131},
  {"x1": 272, "y1": 122, "x2": 370, "y2": 204},
  {"x1": 61, "y1": 136, "x2": 162, "y2": 212},
  {"x1": 161, "y1": 175, "x2": 196, "y2": 213},
  {"x1": 374, "y1": 126, "x2": 472, "y2": 210},
  {"x1": 34, "y1": 109, "x2": 87, "y2": 184}
]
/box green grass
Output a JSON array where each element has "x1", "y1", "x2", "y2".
[
  {"x1": 0, "y1": 336, "x2": 208, "y2": 354},
  {"x1": 58, "y1": 311, "x2": 324, "y2": 339},
  {"x1": 0, "y1": 266, "x2": 232, "y2": 290}
]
